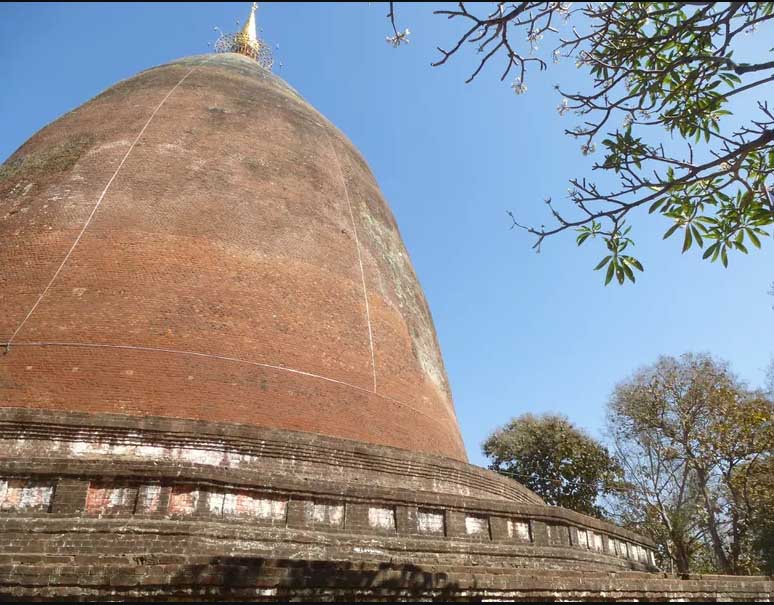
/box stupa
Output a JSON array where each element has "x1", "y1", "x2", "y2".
[{"x1": 0, "y1": 4, "x2": 771, "y2": 601}]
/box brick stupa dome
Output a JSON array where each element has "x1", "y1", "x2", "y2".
[{"x1": 0, "y1": 53, "x2": 466, "y2": 461}]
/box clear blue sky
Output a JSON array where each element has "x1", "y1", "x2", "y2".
[{"x1": 2, "y1": 3, "x2": 772, "y2": 466}]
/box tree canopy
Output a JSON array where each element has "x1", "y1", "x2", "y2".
[
  {"x1": 387, "y1": 2, "x2": 774, "y2": 284},
  {"x1": 482, "y1": 413, "x2": 621, "y2": 517},
  {"x1": 481, "y1": 354, "x2": 773, "y2": 574},
  {"x1": 607, "y1": 353, "x2": 773, "y2": 574}
]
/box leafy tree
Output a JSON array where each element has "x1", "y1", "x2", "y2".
[
  {"x1": 608, "y1": 353, "x2": 773, "y2": 574},
  {"x1": 387, "y1": 2, "x2": 774, "y2": 284},
  {"x1": 608, "y1": 401, "x2": 707, "y2": 574},
  {"x1": 482, "y1": 413, "x2": 621, "y2": 517},
  {"x1": 745, "y1": 456, "x2": 774, "y2": 573}
]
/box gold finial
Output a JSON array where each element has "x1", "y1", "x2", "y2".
[
  {"x1": 213, "y1": 2, "x2": 273, "y2": 69},
  {"x1": 240, "y1": 2, "x2": 259, "y2": 44}
]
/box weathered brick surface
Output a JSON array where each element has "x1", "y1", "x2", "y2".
[
  {"x1": 49, "y1": 478, "x2": 88, "y2": 515},
  {"x1": 0, "y1": 518, "x2": 770, "y2": 601},
  {"x1": 0, "y1": 52, "x2": 465, "y2": 460},
  {"x1": 0, "y1": 424, "x2": 654, "y2": 543},
  {"x1": 0, "y1": 410, "x2": 665, "y2": 587},
  {"x1": 0, "y1": 408, "x2": 543, "y2": 504}
]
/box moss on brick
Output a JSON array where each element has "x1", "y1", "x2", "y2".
[{"x1": 0, "y1": 134, "x2": 95, "y2": 183}]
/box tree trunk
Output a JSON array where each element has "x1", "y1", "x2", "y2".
[
  {"x1": 696, "y1": 467, "x2": 732, "y2": 573},
  {"x1": 672, "y1": 539, "x2": 692, "y2": 575}
]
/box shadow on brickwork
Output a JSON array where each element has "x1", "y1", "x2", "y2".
[{"x1": 170, "y1": 556, "x2": 467, "y2": 601}]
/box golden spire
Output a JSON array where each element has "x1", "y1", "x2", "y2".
[
  {"x1": 213, "y1": 2, "x2": 273, "y2": 70},
  {"x1": 240, "y1": 2, "x2": 259, "y2": 45}
]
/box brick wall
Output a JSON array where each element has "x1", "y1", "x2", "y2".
[
  {"x1": 0, "y1": 409, "x2": 770, "y2": 600},
  {"x1": 0, "y1": 409, "x2": 657, "y2": 574}
]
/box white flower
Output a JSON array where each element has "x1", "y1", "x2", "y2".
[
  {"x1": 622, "y1": 114, "x2": 634, "y2": 128},
  {"x1": 527, "y1": 31, "x2": 543, "y2": 53},
  {"x1": 511, "y1": 79, "x2": 527, "y2": 95},
  {"x1": 386, "y1": 28, "x2": 411, "y2": 48},
  {"x1": 581, "y1": 142, "x2": 596, "y2": 156},
  {"x1": 557, "y1": 99, "x2": 570, "y2": 116}
]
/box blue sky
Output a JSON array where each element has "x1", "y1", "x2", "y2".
[{"x1": 2, "y1": 3, "x2": 772, "y2": 466}]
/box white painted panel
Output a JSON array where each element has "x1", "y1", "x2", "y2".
[
  {"x1": 368, "y1": 506, "x2": 396, "y2": 531},
  {"x1": 577, "y1": 529, "x2": 589, "y2": 549},
  {"x1": 207, "y1": 491, "x2": 225, "y2": 515},
  {"x1": 0, "y1": 479, "x2": 53, "y2": 511},
  {"x1": 137, "y1": 485, "x2": 162, "y2": 513},
  {"x1": 417, "y1": 509, "x2": 444, "y2": 534},
  {"x1": 222, "y1": 492, "x2": 238, "y2": 516},
  {"x1": 243, "y1": 495, "x2": 287, "y2": 521},
  {"x1": 507, "y1": 519, "x2": 531, "y2": 542},
  {"x1": 465, "y1": 515, "x2": 489, "y2": 536},
  {"x1": 313, "y1": 502, "x2": 344, "y2": 527}
]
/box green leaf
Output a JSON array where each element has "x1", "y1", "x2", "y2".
[
  {"x1": 594, "y1": 256, "x2": 612, "y2": 271},
  {"x1": 748, "y1": 229, "x2": 761, "y2": 249},
  {"x1": 691, "y1": 225, "x2": 704, "y2": 248},
  {"x1": 605, "y1": 261, "x2": 615, "y2": 286},
  {"x1": 721, "y1": 246, "x2": 728, "y2": 267},
  {"x1": 622, "y1": 262, "x2": 635, "y2": 283},
  {"x1": 703, "y1": 243, "x2": 718, "y2": 260},
  {"x1": 682, "y1": 227, "x2": 693, "y2": 253},
  {"x1": 663, "y1": 223, "x2": 681, "y2": 240},
  {"x1": 649, "y1": 199, "x2": 664, "y2": 214},
  {"x1": 627, "y1": 257, "x2": 644, "y2": 272}
]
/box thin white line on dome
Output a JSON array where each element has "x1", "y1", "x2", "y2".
[
  {"x1": 327, "y1": 136, "x2": 378, "y2": 394},
  {"x1": 4, "y1": 58, "x2": 212, "y2": 352},
  {"x1": 3, "y1": 341, "x2": 462, "y2": 437}
]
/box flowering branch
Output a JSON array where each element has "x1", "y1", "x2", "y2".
[{"x1": 387, "y1": 2, "x2": 774, "y2": 284}]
